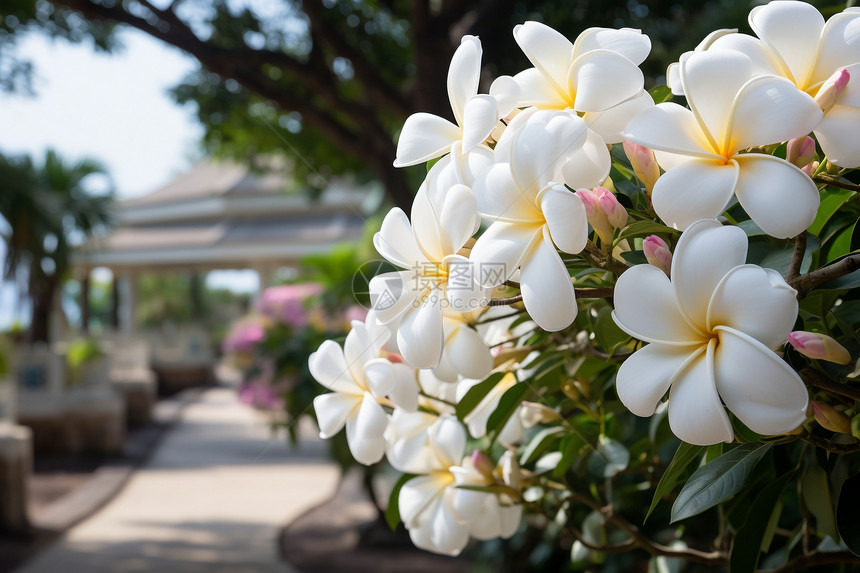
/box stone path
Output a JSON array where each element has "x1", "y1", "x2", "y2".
[{"x1": 16, "y1": 388, "x2": 339, "y2": 573}]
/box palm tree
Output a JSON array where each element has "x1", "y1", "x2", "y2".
[{"x1": 0, "y1": 149, "x2": 113, "y2": 343}]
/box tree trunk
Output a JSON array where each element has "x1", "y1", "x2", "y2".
[{"x1": 29, "y1": 273, "x2": 58, "y2": 345}]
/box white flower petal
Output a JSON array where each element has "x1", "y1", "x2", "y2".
[
  {"x1": 394, "y1": 113, "x2": 461, "y2": 168},
  {"x1": 343, "y1": 322, "x2": 385, "y2": 383},
  {"x1": 561, "y1": 128, "x2": 612, "y2": 190},
  {"x1": 498, "y1": 504, "x2": 522, "y2": 538},
  {"x1": 513, "y1": 22, "x2": 574, "y2": 93},
  {"x1": 749, "y1": 0, "x2": 824, "y2": 86},
  {"x1": 397, "y1": 290, "x2": 445, "y2": 369},
  {"x1": 540, "y1": 184, "x2": 588, "y2": 254},
  {"x1": 444, "y1": 256, "x2": 490, "y2": 313},
  {"x1": 446, "y1": 325, "x2": 492, "y2": 381},
  {"x1": 616, "y1": 343, "x2": 699, "y2": 416},
  {"x1": 667, "y1": 61, "x2": 683, "y2": 96},
  {"x1": 430, "y1": 414, "x2": 467, "y2": 468},
  {"x1": 728, "y1": 75, "x2": 822, "y2": 153},
  {"x1": 345, "y1": 392, "x2": 388, "y2": 464},
  {"x1": 570, "y1": 50, "x2": 644, "y2": 113},
  {"x1": 313, "y1": 392, "x2": 359, "y2": 438},
  {"x1": 386, "y1": 410, "x2": 438, "y2": 473},
  {"x1": 733, "y1": 154, "x2": 819, "y2": 239},
  {"x1": 584, "y1": 90, "x2": 653, "y2": 144},
  {"x1": 369, "y1": 270, "x2": 417, "y2": 324},
  {"x1": 474, "y1": 163, "x2": 542, "y2": 222},
  {"x1": 439, "y1": 184, "x2": 479, "y2": 253},
  {"x1": 400, "y1": 473, "x2": 449, "y2": 527},
  {"x1": 622, "y1": 103, "x2": 718, "y2": 160},
  {"x1": 390, "y1": 363, "x2": 419, "y2": 412},
  {"x1": 309, "y1": 340, "x2": 362, "y2": 394},
  {"x1": 815, "y1": 104, "x2": 860, "y2": 169},
  {"x1": 374, "y1": 208, "x2": 428, "y2": 269},
  {"x1": 432, "y1": 349, "x2": 460, "y2": 383},
  {"x1": 462, "y1": 95, "x2": 500, "y2": 152},
  {"x1": 651, "y1": 158, "x2": 739, "y2": 231},
  {"x1": 427, "y1": 492, "x2": 470, "y2": 556},
  {"x1": 572, "y1": 27, "x2": 651, "y2": 65},
  {"x1": 707, "y1": 265, "x2": 798, "y2": 349},
  {"x1": 671, "y1": 219, "x2": 748, "y2": 331},
  {"x1": 709, "y1": 33, "x2": 782, "y2": 77},
  {"x1": 815, "y1": 12, "x2": 860, "y2": 85},
  {"x1": 512, "y1": 67, "x2": 565, "y2": 108},
  {"x1": 667, "y1": 341, "x2": 733, "y2": 445},
  {"x1": 520, "y1": 227, "x2": 577, "y2": 332},
  {"x1": 411, "y1": 188, "x2": 447, "y2": 262},
  {"x1": 612, "y1": 264, "x2": 704, "y2": 344},
  {"x1": 447, "y1": 35, "x2": 482, "y2": 126},
  {"x1": 714, "y1": 327, "x2": 809, "y2": 436},
  {"x1": 511, "y1": 110, "x2": 588, "y2": 194},
  {"x1": 490, "y1": 74, "x2": 521, "y2": 117},
  {"x1": 363, "y1": 358, "x2": 397, "y2": 399},
  {"x1": 469, "y1": 221, "x2": 543, "y2": 287},
  {"x1": 681, "y1": 50, "x2": 753, "y2": 149}
]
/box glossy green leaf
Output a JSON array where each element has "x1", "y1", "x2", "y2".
[
  {"x1": 486, "y1": 381, "x2": 531, "y2": 436},
  {"x1": 837, "y1": 472, "x2": 860, "y2": 556},
  {"x1": 730, "y1": 472, "x2": 792, "y2": 573},
  {"x1": 455, "y1": 372, "x2": 505, "y2": 420},
  {"x1": 803, "y1": 459, "x2": 839, "y2": 539},
  {"x1": 520, "y1": 426, "x2": 565, "y2": 466},
  {"x1": 671, "y1": 442, "x2": 772, "y2": 522},
  {"x1": 587, "y1": 435, "x2": 630, "y2": 478},
  {"x1": 649, "y1": 84, "x2": 674, "y2": 104},
  {"x1": 554, "y1": 432, "x2": 587, "y2": 478},
  {"x1": 808, "y1": 188, "x2": 855, "y2": 237},
  {"x1": 385, "y1": 473, "x2": 416, "y2": 530},
  {"x1": 615, "y1": 220, "x2": 678, "y2": 244},
  {"x1": 646, "y1": 442, "x2": 704, "y2": 522}
]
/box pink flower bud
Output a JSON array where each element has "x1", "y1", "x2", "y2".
[
  {"x1": 643, "y1": 235, "x2": 672, "y2": 276},
  {"x1": 576, "y1": 187, "x2": 613, "y2": 244},
  {"x1": 812, "y1": 401, "x2": 852, "y2": 434},
  {"x1": 471, "y1": 450, "x2": 496, "y2": 481},
  {"x1": 815, "y1": 68, "x2": 850, "y2": 113},
  {"x1": 595, "y1": 187, "x2": 628, "y2": 228},
  {"x1": 788, "y1": 331, "x2": 852, "y2": 364},
  {"x1": 801, "y1": 161, "x2": 819, "y2": 177},
  {"x1": 576, "y1": 188, "x2": 599, "y2": 218},
  {"x1": 622, "y1": 141, "x2": 660, "y2": 194},
  {"x1": 786, "y1": 136, "x2": 816, "y2": 168}
]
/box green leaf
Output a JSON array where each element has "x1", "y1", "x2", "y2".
[
  {"x1": 385, "y1": 473, "x2": 416, "y2": 530},
  {"x1": 837, "y1": 472, "x2": 860, "y2": 556},
  {"x1": 587, "y1": 435, "x2": 630, "y2": 478},
  {"x1": 554, "y1": 432, "x2": 587, "y2": 478},
  {"x1": 731, "y1": 472, "x2": 792, "y2": 573},
  {"x1": 486, "y1": 381, "x2": 531, "y2": 436},
  {"x1": 593, "y1": 306, "x2": 629, "y2": 351},
  {"x1": 455, "y1": 372, "x2": 505, "y2": 420},
  {"x1": 615, "y1": 220, "x2": 678, "y2": 244},
  {"x1": 671, "y1": 442, "x2": 772, "y2": 522},
  {"x1": 808, "y1": 188, "x2": 855, "y2": 237},
  {"x1": 648, "y1": 84, "x2": 674, "y2": 104},
  {"x1": 803, "y1": 459, "x2": 839, "y2": 539},
  {"x1": 646, "y1": 442, "x2": 704, "y2": 522},
  {"x1": 520, "y1": 426, "x2": 565, "y2": 466}
]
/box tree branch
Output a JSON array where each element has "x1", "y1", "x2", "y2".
[
  {"x1": 488, "y1": 287, "x2": 614, "y2": 307},
  {"x1": 800, "y1": 368, "x2": 860, "y2": 401},
  {"x1": 789, "y1": 254, "x2": 860, "y2": 298},
  {"x1": 814, "y1": 174, "x2": 860, "y2": 192},
  {"x1": 797, "y1": 433, "x2": 860, "y2": 454},
  {"x1": 764, "y1": 550, "x2": 860, "y2": 573},
  {"x1": 786, "y1": 231, "x2": 807, "y2": 283}
]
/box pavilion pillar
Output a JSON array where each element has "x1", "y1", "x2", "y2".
[
  {"x1": 110, "y1": 275, "x2": 120, "y2": 331},
  {"x1": 255, "y1": 264, "x2": 276, "y2": 297},
  {"x1": 118, "y1": 271, "x2": 138, "y2": 334}
]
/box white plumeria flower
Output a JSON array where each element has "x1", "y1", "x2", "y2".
[
  {"x1": 456, "y1": 373, "x2": 525, "y2": 445},
  {"x1": 431, "y1": 309, "x2": 493, "y2": 383},
  {"x1": 622, "y1": 50, "x2": 823, "y2": 239},
  {"x1": 669, "y1": 2, "x2": 860, "y2": 167},
  {"x1": 611, "y1": 219, "x2": 809, "y2": 446},
  {"x1": 513, "y1": 21, "x2": 653, "y2": 143},
  {"x1": 393, "y1": 35, "x2": 518, "y2": 167},
  {"x1": 394, "y1": 415, "x2": 521, "y2": 555},
  {"x1": 470, "y1": 110, "x2": 590, "y2": 331},
  {"x1": 310, "y1": 319, "x2": 419, "y2": 465}
]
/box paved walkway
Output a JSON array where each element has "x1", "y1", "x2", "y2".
[{"x1": 17, "y1": 388, "x2": 340, "y2": 573}]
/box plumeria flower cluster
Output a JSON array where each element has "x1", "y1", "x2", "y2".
[{"x1": 307, "y1": 0, "x2": 860, "y2": 563}]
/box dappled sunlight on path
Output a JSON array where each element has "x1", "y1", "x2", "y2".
[{"x1": 16, "y1": 389, "x2": 339, "y2": 573}]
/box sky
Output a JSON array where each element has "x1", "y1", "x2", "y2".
[{"x1": 0, "y1": 28, "x2": 258, "y2": 327}]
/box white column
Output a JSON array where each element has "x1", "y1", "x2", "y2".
[{"x1": 119, "y1": 270, "x2": 138, "y2": 334}]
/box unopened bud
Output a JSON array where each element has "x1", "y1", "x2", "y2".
[
  {"x1": 643, "y1": 235, "x2": 672, "y2": 276},
  {"x1": 498, "y1": 450, "x2": 521, "y2": 492},
  {"x1": 595, "y1": 187, "x2": 628, "y2": 228},
  {"x1": 815, "y1": 68, "x2": 850, "y2": 113},
  {"x1": 520, "y1": 401, "x2": 562, "y2": 427},
  {"x1": 788, "y1": 331, "x2": 852, "y2": 364},
  {"x1": 471, "y1": 450, "x2": 496, "y2": 481},
  {"x1": 576, "y1": 187, "x2": 613, "y2": 244},
  {"x1": 801, "y1": 161, "x2": 819, "y2": 177},
  {"x1": 623, "y1": 141, "x2": 660, "y2": 194},
  {"x1": 812, "y1": 401, "x2": 852, "y2": 434},
  {"x1": 786, "y1": 136, "x2": 816, "y2": 168}
]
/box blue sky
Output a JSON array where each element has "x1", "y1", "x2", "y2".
[{"x1": 0, "y1": 28, "x2": 259, "y2": 327}]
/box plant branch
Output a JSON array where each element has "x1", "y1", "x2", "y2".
[
  {"x1": 789, "y1": 254, "x2": 860, "y2": 298},
  {"x1": 786, "y1": 231, "x2": 807, "y2": 283},
  {"x1": 565, "y1": 524, "x2": 637, "y2": 554},
  {"x1": 488, "y1": 287, "x2": 614, "y2": 307},
  {"x1": 797, "y1": 433, "x2": 860, "y2": 454},
  {"x1": 764, "y1": 550, "x2": 860, "y2": 573},
  {"x1": 814, "y1": 174, "x2": 860, "y2": 191},
  {"x1": 799, "y1": 368, "x2": 860, "y2": 401}
]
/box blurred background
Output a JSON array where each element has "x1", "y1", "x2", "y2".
[{"x1": 0, "y1": 0, "x2": 840, "y2": 571}]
